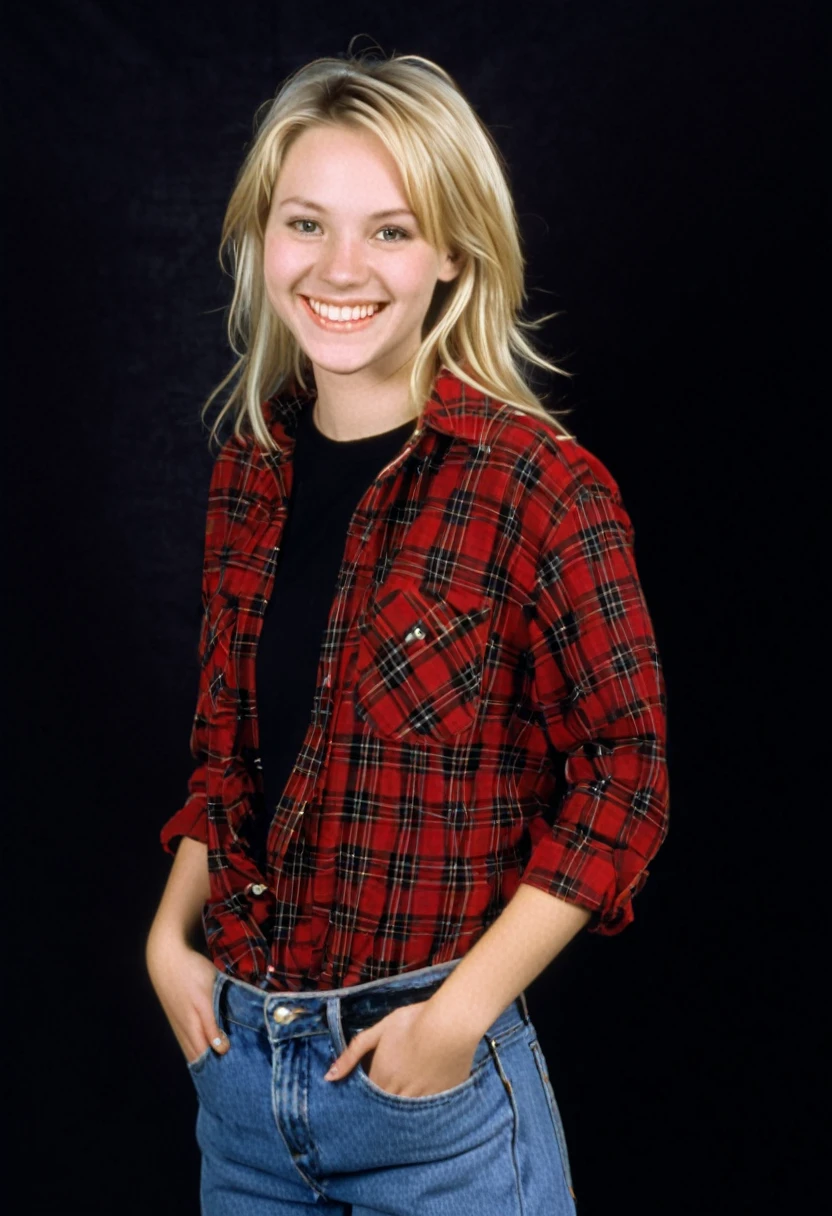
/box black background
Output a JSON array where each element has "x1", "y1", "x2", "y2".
[{"x1": 5, "y1": 2, "x2": 819, "y2": 1212}]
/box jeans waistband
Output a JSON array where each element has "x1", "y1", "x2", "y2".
[{"x1": 213, "y1": 956, "x2": 530, "y2": 1042}]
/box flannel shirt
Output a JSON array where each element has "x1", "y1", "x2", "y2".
[{"x1": 160, "y1": 367, "x2": 669, "y2": 991}]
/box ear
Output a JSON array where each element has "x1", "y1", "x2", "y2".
[{"x1": 437, "y1": 246, "x2": 463, "y2": 284}]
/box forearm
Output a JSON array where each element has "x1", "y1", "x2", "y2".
[
  {"x1": 147, "y1": 835, "x2": 211, "y2": 951},
  {"x1": 427, "y1": 882, "x2": 592, "y2": 1038}
]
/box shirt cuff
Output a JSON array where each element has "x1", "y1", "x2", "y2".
[
  {"x1": 519, "y1": 819, "x2": 651, "y2": 936},
  {"x1": 159, "y1": 794, "x2": 208, "y2": 856}
]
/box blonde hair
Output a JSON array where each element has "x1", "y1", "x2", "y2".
[{"x1": 203, "y1": 46, "x2": 576, "y2": 451}]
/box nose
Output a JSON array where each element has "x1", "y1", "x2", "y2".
[{"x1": 318, "y1": 232, "x2": 369, "y2": 289}]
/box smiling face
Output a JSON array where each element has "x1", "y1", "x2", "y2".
[{"x1": 263, "y1": 123, "x2": 460, "y2": 384}]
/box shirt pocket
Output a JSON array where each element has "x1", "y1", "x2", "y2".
[{"x1": 353, "y1": 582, "x2": 493, "y2": 743}]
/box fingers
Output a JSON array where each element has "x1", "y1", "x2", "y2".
[
  {"x1": 182, "y1": 1010, "x2": 229, "y2": 1064},
  {"x1": 196, "y1": 977, "x2": 230, "y2": 1057},
  {"x1": 182, "y1": 972, "x2": 230, "y2": 1062},
  {"x1": 326, "y1": 1023, "x2": 380, "y2": 1080},
  {"x1": 148, "y1": 940, "x2": 232, "y2": 1064},
  {"x1": 185, "y1": 1040, "x2": 210, "y2": 1066}
]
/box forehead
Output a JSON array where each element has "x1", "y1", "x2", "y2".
[{"x1": 276, "y1": 125, "x2": 410, "y2": 209}]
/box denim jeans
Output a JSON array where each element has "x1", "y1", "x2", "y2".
[{"x1": 186, "y1": 957, "x2": 577, "y2": 1214}]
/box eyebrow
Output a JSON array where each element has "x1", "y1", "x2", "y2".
[{"x1": 277, "y1": 196, "x2": 416, "y2": 221}]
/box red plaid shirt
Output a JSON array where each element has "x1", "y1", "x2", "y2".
[{"x1": 160, "y1": 367, "x2": 669, "y2": 991}]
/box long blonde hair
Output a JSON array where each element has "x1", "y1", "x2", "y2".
[{"x1": 203, "y1": 47, "x2": 575, "y2": 451}]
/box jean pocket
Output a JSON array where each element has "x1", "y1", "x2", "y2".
[
  {"x1": 354, "y1": 583, "x2": 492, "y2": 743},
  {"x1": 185, "y1": 970, "x2": 225, "y2": 1077},
  {"x1": 334, "y1": 993, "x2": 497, "y2": 1108},
  {"x1": 186, "y1": 1042, "x2": 213, "y2": 1074}
]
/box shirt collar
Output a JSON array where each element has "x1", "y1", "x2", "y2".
[{"x1": 262, "y1": 364, "x2": 496, "y2": 454}]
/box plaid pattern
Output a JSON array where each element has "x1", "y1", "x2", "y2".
[{"x1": 160, "y1": 367, "x2": 669, "y2": 991}]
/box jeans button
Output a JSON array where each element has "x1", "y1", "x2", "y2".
[{"x1": 273, "y1": 1005, "x2": 300, "y2": 1024}]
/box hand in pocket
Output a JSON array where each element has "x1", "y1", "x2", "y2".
[{"x1": 146, "y1": 936, "x2": 229, "y2": 1065}]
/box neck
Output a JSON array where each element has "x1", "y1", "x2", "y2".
[{"x1": 310, "y1": 357, "x2": 420, "y2": 441}]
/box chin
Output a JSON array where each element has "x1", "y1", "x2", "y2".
[{"x1": 305, "y1": 348, "x2": 386, "y2": 376}]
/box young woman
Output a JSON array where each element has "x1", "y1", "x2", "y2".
[{"x1": 146, "y1": 49, "x2": 669, "y2": 1216}]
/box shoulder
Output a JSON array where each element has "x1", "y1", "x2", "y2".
[
  {"x1": 476, "y1": 395, "x2": 624, "y2": 512},
  {"x1": 458, "y1": 389, "x2": 631, "y2": 566},
  {"x1": 436, "y1": 369, "x2": 620, "y2": 507}
]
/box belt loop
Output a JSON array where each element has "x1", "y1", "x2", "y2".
[{"x1": 518, "y1": 988, "x2": 530, "y2": 1022}]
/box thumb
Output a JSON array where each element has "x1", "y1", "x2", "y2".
[
  {"x1": 325, "y1": 1025, "x2": 376, "y2": 1081},
  {"x1": 205, "y1": 1020, "x2": 230, "y2": 1054},
  {"x1": 201, "y1": 1000, "x2": 230, "y2": 1055}
]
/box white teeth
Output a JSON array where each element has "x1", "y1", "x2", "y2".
[{"x1": 307, "y1": 297, "x2": 383, "y2": 322}]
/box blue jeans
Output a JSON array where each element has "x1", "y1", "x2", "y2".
[{"x1": 187, "y1": 957, "x2": 577, "y2": 1214}]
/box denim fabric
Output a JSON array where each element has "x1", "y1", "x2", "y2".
[{"x1": 187, "y1": 959, "x2": 577, "y2": 1214}]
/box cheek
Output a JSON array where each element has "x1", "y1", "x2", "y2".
[
  {"x1": 387, "y1": 252, "x2": 445, "y2": 306},
  {"x1": 263, "y1": 236, "x2": 304, "y2": 294}
]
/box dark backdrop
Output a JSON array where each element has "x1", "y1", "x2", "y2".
[{"x1": 5, "y1": 2, "x2": 818, "y2": 1213}]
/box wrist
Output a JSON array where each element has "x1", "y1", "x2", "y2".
[{"x1": 422, "y1": 990, "x2": 490, "y2": 1044}]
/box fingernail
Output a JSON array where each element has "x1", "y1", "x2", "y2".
[
  {"x1": 324, "y1": 1065, "x2": 337, "y2": 1080},
  {"x1": 212, "y1": 1036, "x2": 223, "y2": 1047}
]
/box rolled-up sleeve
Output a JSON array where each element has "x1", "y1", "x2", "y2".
[
  {"x1": 159, "y1": 451, "x2": 228, "y2": 856},
  {"x1": 159, "y1": 732, "x2": 209, "y2": 855},
  {"x1": 520, "y1": 461, "x2": 669, "y2": 934}
]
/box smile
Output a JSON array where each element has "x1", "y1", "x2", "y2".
[{"x1": 300, "y1": 295, "x2": 389, "y2": 331}]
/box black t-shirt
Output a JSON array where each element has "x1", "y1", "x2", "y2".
[{"x1": 251, "y1": 400, "x2": 417, "y2": 872}]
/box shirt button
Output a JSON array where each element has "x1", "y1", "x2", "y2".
[{"x1": 249, "y1": 883, "x2": 267, "y2": 896}]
